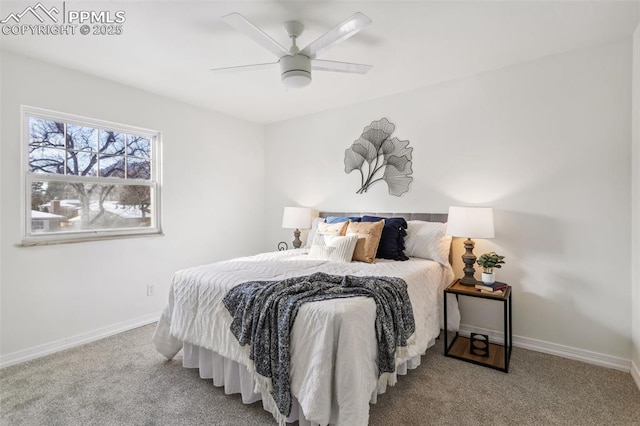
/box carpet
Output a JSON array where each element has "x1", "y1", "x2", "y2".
[{"x1": 1, "y1": 324, "x2": 638, "y2": 425}]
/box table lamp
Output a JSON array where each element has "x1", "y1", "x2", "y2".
[
  {"x1": 446, "y1": 206, "x2": 495, "y2": 286},
  {"x1": 282, "y1": 207, "x2": 311, "y2": 249}
]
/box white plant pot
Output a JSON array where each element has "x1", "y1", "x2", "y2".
[{"x1": 482, "y1": 272, "x2": 496, "y2": 285}]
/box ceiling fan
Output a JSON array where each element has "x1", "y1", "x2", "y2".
[{"x1": 211, "y1": 12, "x2": 373, "y2": 89}]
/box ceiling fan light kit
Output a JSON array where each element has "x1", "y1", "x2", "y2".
[
  {"x1": 280, "y1": 54, "x2": 312, "y2": 88},
  {"x1": 213, "y1": 12, "x2": 373, "y2": 89}
]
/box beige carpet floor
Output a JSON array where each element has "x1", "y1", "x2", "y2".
[{"x1": 1, "y1": 324, "x2": 639, "y2": 425}]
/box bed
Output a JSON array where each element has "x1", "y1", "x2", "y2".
[{"x1": 153, "y1": 212, "x2": 460, "y2": 426}]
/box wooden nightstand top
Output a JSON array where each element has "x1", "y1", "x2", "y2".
[{"x1": 445, "y1": 279, "x2": 511, "y2": 300}]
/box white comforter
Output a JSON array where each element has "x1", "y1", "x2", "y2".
[{"x1": 153, "y1": 249, "x2": 458, "y2": 426}]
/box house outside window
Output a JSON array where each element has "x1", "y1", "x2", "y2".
[{"x1": 22, "y1": 106, "x2": 162, "y2": 245}]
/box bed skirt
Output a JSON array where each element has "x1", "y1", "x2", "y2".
[{"x1": 182, "y1": 341, "x2": 431, "y2": 425}]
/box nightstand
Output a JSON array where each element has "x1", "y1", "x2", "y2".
[{"x1": 443, "y1": 279, "x2": 512, "y2": 372}]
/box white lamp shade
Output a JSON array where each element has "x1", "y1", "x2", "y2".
[
  {"x1": 282, "y1": 207, "x2": 311, "y2": 229},
  {"x1": 446, "y1": 206, "x2": 495, "y2": 239}
]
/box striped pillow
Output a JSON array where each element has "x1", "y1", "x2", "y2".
[{"x1": 308, "y1": 234, "x2": 358, "y2": 263}]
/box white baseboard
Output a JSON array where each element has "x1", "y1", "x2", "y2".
[
  {"x1": 631, "y1": 360, "x2": 640, "y2": 391},
  {"x1": 459, "y1": 324, "x2": 631, "y2": 372},
  {"x1": 0, "y1": 312, "x2": 161, "y2": 369},
  {"x1": 1, "y1": 315, "x2": 635, "y2": 379}
]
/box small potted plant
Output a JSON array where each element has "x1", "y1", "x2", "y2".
[{"x1": 477, "y1": 252, "x2": 506, "y2": 284}]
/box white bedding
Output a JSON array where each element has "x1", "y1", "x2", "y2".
[{"x1": 153, "y1": 249, "x2": 459, "y2": 426}]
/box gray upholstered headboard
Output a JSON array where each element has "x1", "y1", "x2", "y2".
[
  {"x1": 318, "y1": 212, "x2": 451, "y2": 264},
  {"x1": 319, "y1": 212, "x2": 448, "y2": 222}
]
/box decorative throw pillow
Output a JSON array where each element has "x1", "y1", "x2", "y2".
[
  {"x1": 324, "y1": 216, "x2": 361, "y2": 224},
  {"x1": 361, "y1": 216, "x2": 409, "y2": 261},
  {"x1": 308, "y1": 234, "x2": 358, "y2": 263},
  {"x1": 304, "y1": 217, "x2": 324, "y2": 248},
  {"x1": 404, "y1": 220, "x2": 452, "y2": 264},
  {"x1": 316, "y1": 221, "x2": 349, "y2": 237},
  {"x1": 346, "y1": 220, "x2": 385, "y2": 263}
]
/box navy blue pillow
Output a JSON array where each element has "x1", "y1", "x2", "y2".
[
  {"x1": 324, "y1": 216, "x2": 361, "y2": 224},
  {"x1": 361, "y1": 216, "x2": 408, "y2": 261}
]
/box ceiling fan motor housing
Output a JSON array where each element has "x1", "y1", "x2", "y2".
[{"x1": 280, "y1": 54, "x2": 312, "y2": 88}]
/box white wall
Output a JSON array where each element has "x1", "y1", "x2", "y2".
[
  {"x1": 265, "y1": 40, "x2": 633, "y2": 359},
  {"x1": 631, "y1": 22, "x2": 640, "y2": 380},
  {"x1": 0, "y1": 52, "x2": 266, "y2": 362},
  {"x1": 0, "y1": 38, "x2": 635, "y2": 371}
]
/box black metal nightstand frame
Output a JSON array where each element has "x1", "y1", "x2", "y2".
[{"x1": 443, "y1": 280, "x2": 513, "y2": 373}]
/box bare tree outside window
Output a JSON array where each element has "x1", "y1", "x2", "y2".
[{"x1": 24, "y1": 108, "x2": 160, "y2": 244}]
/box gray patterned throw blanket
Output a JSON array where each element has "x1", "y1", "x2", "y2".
[{"x1": 222, "y1": 271, "x2": 415, "y2": 420}]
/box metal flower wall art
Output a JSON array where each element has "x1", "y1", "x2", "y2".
[{"x1": 344, "y1": 118, "x2": 413, "y2": 196}]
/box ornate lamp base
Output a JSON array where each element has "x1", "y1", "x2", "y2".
[
  {"x1": 292, "y1": 228, "x2": 302, "y2": 249},
  {"x1": 460, "y1": 237, "x2": 478, "y2": 286}
]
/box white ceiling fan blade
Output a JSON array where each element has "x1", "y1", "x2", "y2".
[
  {"x1": 210, "y1": 62, "x2": 278, "y2": 73},
  {"x1": 222, "y1": 13, "x2": 289, "y2": 58},
  {"x1": 301, "y1": 12, "x2": 372, "y2": 59},
  {"x1": 312, "y1": 59, "x2": 372, "y2": 74}
]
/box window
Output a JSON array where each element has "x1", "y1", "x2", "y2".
[{"x1": 22, "y1": 106, "x2": 162, "y2": 245}]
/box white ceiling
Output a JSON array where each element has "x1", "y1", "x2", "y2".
[{"x1": 1, "y1": 1, "x2": 638, "y2": 124}]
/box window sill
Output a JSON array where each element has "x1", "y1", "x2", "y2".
[{"x1": 20, "y1": 230, "x2": 164, "y2": 247}]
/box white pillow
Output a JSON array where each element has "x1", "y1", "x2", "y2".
[
  {"x1": 308, "y1": 234, "x2": 358, "y2": 263},
  {"x1": 404, "y1": 221, "x2": 452, "y2": 264},
  {"x1": 304, "y1": 217, "x2": 324, "y2": 248}
]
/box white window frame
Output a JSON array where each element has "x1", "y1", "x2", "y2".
[{"x1": 21, "y1": 106, "x2": 163, "y2": 246}]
